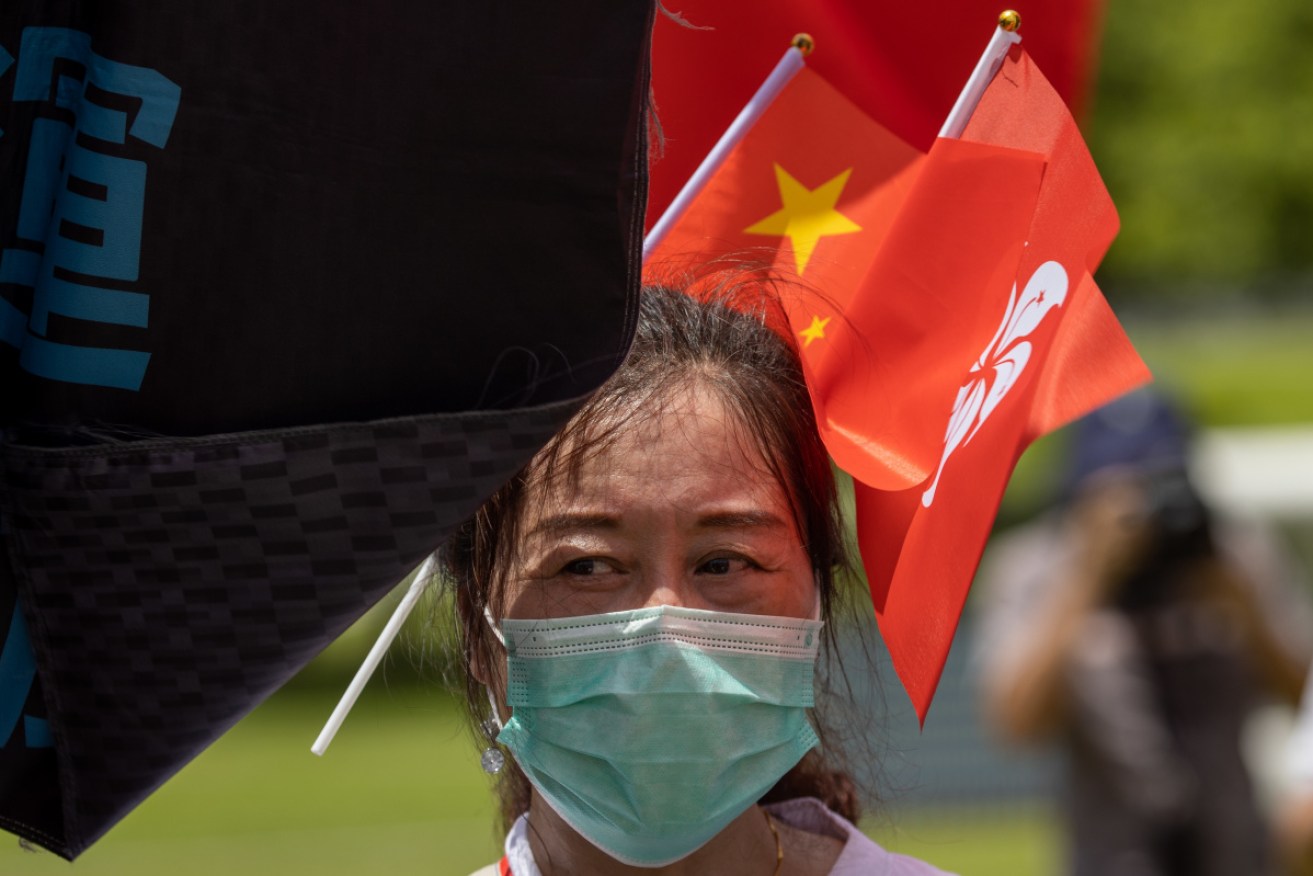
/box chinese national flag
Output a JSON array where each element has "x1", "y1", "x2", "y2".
[{"x1": 647, "y1": 47, "x2": 1149, "y2": 719}]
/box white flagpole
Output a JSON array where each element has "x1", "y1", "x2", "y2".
[
  {"x1": 312, "y1": 554, "x2": 436, "y2": 755},
  {"x1": 642, "y1": 35, "x2": 813, "y2": 261},
  {"x1": 938, "y1": 10, "x2": 1023, "y2": 140}
]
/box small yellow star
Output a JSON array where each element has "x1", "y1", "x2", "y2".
[
  {"x1": 744, "y1": 164, "x2": 862, "y2": 275},
  {"x1": 799, "y1": 315, "x2": 831, "y2": 348}
]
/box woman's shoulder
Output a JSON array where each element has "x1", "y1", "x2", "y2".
[{"x1": 764, "y1": 798, "x2": 957, "y2": 876}]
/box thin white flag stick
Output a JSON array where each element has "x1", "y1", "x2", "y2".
[
  {"x1": 938, "y1": 15, "x2": 1023, "y2": 140},
  {"x1": 312, "y1": 553, "x2": 436, "y2": 755},
  {"x1": 642, "y1": 42, "x2": 808, "y2": 261}
]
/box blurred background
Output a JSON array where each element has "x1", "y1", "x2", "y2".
[{"x1": 5, "y1": 0, "x2": 1312, "y2": 873}]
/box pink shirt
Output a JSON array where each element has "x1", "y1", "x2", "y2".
[
  {"x1": 470, "y1": 798, "x2": 954, "y2": 876},
  {"x1": 765, "y1": 798, "x2": 954, "y2": 876}
]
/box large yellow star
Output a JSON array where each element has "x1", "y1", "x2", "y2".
[
  {"x1": 799, "y1": 315, "x2": 831, "y2": 348},
  {"x1": 744, "y1": 164, "x2": 862, "y2": 275}
]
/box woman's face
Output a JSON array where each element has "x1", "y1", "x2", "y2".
[{"x1": 501, "y1": 385, "x2": 817, "y2": 621}]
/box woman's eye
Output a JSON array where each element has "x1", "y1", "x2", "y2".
[
  {"x1": 698, "y1": 556, "x2": 750, "y2": 575},
  {"x1": 562, "y1": 557, "x2": 612, "y2": 576}
]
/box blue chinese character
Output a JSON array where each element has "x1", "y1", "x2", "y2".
[
  {"x1": 0, "y1": 601, "x2": 51, "y2": 749},
  {"x1": 0, "y1": 26, "x2": 180, "y2": 391}
]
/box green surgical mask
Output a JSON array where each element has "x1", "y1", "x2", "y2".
[{"x1": 489, "y1": 604, "x2": 822, "y2": 868}]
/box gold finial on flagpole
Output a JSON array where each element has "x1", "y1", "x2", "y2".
[
  {"x1": 791, "y1": 33, "x2": 815, "y2": 56},
  {"x1": 998, "y1": 10, "x2": 1021, "y2": 32}
]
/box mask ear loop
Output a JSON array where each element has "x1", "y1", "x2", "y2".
[
  {"x1": 482, "y1": 606, "x2": 508, "y2": 730},
  {"x1": 481, "y1": 608, "x2": 509, "y2": 773},
  {"x1": 485, "y1": 687, "x2": 507, "y2": 733}
]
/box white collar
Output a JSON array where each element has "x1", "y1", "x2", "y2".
[{"x1": 504, "y1": 813, "x2": 541, "y2": 876}]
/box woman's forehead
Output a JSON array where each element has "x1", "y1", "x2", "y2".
[{"x1": 524, "y1": 386, "x2": 787, "y2": 516}]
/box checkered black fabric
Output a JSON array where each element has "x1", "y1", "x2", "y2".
[{"x1": 0, "y1": 400, "x2": 576, "y2": 857}]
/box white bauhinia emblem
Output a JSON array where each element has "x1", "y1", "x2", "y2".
[{"x1": 921, "y1": 260, "x2": 1069, "y2": 508}]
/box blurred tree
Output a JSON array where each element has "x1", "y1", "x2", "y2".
[{"x1": 1088, "y1": 0, "x2": 1313, "y2": 298}]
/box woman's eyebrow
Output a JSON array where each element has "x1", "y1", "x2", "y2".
[
  {"x1": 696, "y1": 511, "x2": 789, "y2": 531},
  {"x1": 529, "y1": 512, "x2": 619, "y2": 537}
]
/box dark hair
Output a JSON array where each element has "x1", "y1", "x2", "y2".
[{"x1": 440, "y1": 280, "x2": 864, "y2": 830}]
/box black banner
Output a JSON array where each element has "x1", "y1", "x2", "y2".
[{"x1": 0, "y1": 0, "x2": 652, "y2": 858}]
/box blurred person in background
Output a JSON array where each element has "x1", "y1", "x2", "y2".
[
  {"x1": 975, "y1": 388, "x2": 1313, "y2": 876},
  {"x1": 1279, "y1": 663, "x2": 1313, "y2": 876}
]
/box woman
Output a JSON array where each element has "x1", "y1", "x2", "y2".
[{"x1": 443, "y1": 283, "x2": 949, "y2": 875}]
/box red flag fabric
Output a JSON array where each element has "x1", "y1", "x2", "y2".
[
  {"x1": 648, "y1": 0, "x2": 1108, "y2": 224},
  {"x1": 647, "y1": 68, "x2": 1045, "y2": 492},
  {"x1": 858, "y1": 47, "x2": 1149, "y2": 717},
  {"x1": 647, "y1": 47, "x2": 1149, "y2": 719}
]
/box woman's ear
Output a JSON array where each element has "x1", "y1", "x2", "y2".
[
  {"x1": 470, "y1": 600, "x2": 508, "y2": 687},
  {"x1": 471, "y1": 635, "x2": 513, "y2": 726}
]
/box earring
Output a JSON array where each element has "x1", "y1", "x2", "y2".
[{"x1": 480, "y1": 718, "x2": 505, "y2": 775}]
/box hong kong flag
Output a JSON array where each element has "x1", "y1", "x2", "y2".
[{"x1": 647, "y1": 46, "x2": 1149, "y2": 719}]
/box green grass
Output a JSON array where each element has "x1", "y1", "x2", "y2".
[
  {"x1": 1, "y1": 688, "x2": 503, "y2": 876},
  {"x1": 1, "y1": 690, "x2": 1059, "y2": 876}
]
